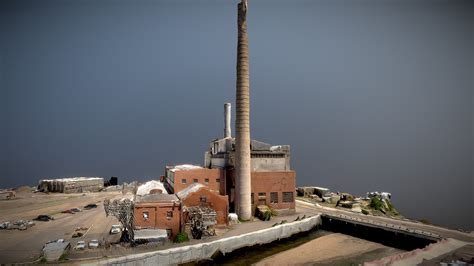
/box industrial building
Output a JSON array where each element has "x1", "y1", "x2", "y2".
[
  {"x1": 163, "y1": 103, "x2": 296, "y2": 216},
  {"x1": 37, "y1": 177, "x2": 104, "y2": 193}
]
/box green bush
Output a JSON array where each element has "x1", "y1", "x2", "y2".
[
  {"x1": 369, "y1": 196, "x2": 383, "y2": 211},
  {"x1": 174, "y1": 232, "x2": 189, "y2": 243},
  {"x1": 263, "y1": 210, "x2": 272, "y2": 221},
  {"x1": 361, "y1": 209, "x2": 369, "y2": 215},
  {"x1": 59, "y1": 254, "x2": 68, "y2": 261}
]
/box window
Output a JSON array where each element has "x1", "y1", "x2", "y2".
[
  {"x1": 216, "y1": 178, "x2": 220, "y2": 183},
  {"x1": 270, "y1": 192, "x2": 278, "y2": 203},
  {"x1": 251, "y1": 193, "x2": 254, "y2": 204},
  {"x1": 166, "y1": 211, "x2": 173, "y2": 219},
  {"x1": 205, "y1": 178, "x2": 209, "y2": 184},
  {"x1": 143, "y1": 211, "x2": 149, "y2": 221},
  {"x1": 193, "y1": 179, "x2": 198, "y2": 183},
  {"x1": 166, "y1": 229, "x2": 172, "y2": 238},
  {"x1": 200, "y1": 196, "x2": 207, "y2": 203},
  {"x1": 282, "y1": 192, "x2": 294, "y2": 203},
  {"x1": 181, "y1": 179, "x2": 187, "y2": 184},
  {"x1": 258, "y1": 192, "x2": 266, "y2": 205}
]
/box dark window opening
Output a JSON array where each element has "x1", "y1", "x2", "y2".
[
  {"x1": 270, "y1": 192, "x2": 278, "y2": 203},
  {"x1": 181, "y1": 179, "x2": 187, "y2": 184},
  {"x1": 193, "y1": 179, "x2": 198, "y2": 183},
  {"x1": 282, "y1": 192, "x2": 294, "y2": 203}
]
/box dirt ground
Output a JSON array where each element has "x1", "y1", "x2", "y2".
[
  {"x1": 0, "y1": 191, "x2": 122, "y2": 263},
  {"x1": 254, "y1": 233, "x2": 401, "y2": 266}
]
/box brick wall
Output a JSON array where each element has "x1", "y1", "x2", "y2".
[
  {"x1": 171, "y1": 168, "x2": 225, "y2": 195},
  {"x1": 134, "y1": 202, "x2": 182, "y2": 239},
  {"x1": 251, "y1": 171, "x2": 296, "y2": 214},
  {"x1": 181, "y1": 187, "x2": 229, "y2": 225}
]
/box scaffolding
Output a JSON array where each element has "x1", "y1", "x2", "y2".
[
  {"x1": 184, "y1": 206, "x2": 217, "y2": 239},
  {"x1": 104, "y1": 198, "x2": 135, "y2": 241}
]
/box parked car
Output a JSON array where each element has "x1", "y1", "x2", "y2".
[
  {"x1": 33, "y1": 215, "x2": 54, "y2": 221},
  {"x1": 88, "y1": 239, "x2": 100, "y2": 248},
  {"x1": 110, "y1": 224, "x2": 122, "y2": 234},
  {"x1": 61, "y1": 209, "x2": 75, "y2": 214},
  {"x1": 70, "y1": 208, "x2": 81, "y2": 212},
  {"x1": 84, "y1": 204, "x2": 98, "y2": 210},
  {"x1": 74, "y1": 241, "x2": 86, "y2": 250}
]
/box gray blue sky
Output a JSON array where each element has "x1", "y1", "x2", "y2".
[{"x1": 1, "y1": 0, "x2": 472, "y2": 230}]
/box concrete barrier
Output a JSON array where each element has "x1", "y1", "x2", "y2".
[{"x1": 86, "y1": 215, "x2": 322, "y2": 266}]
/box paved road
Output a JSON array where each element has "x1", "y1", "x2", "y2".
[{"x1": 295, "y1": 200, "x2": 474, "y2": 243}]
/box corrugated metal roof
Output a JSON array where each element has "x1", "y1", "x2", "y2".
[
  {"x1": 135, "y1": 193, "x2": 179, "y2": 203},
  {"x1": 176, "y1": 183, "x2": 205, "y2": 200}
]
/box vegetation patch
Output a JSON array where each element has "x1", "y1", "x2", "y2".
[{"x1": 174, "y1": 232, "x2": 189, "y2": 243}]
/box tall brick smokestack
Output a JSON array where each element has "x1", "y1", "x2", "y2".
[
  {"x1": 224, "y1": 103, "x2": 231, "y2": 138},
  {"x1": 235, "y1": 0, "x2": 251, "y2": 220}
]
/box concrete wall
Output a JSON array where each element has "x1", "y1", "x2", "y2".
[
  {"x1": 38, "y1": 178, "x2": 103, "y2": 193},
  {"x1": 251, "y1": 157, "x2": 289, "y2": 172},
  {"x1": 209, "y1": 152, "x2": 290, "y2": 172},
  {"x1": 92, "y1": 215, "x2": 322, "y2": 265}
]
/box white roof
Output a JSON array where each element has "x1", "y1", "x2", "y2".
[
  {"x1": 169, "y1": 164, "x2": 202, "y2": 172},
  {"x1": 176, "y1": 183, "x2": 205, "y2": 199},
  {"x1": 40, "y1": 177, "x2": 103, "y2": 182},
  {"x1": 136, "y1": 180, "x2": 168, "y2": 196},
  {"x1": 134, "y1": 229, "x2": 168, "y2": 240}
]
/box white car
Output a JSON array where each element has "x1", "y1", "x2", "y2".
[
  {"x1": 110, "y1": 224, "x2": 122, "y2": 234},
  {"x1": 74, "y1": 241, "x2": 86, "y2": 250},
  {"x1": 88, "y1": 239, "x2": 100, "y2": 248}
]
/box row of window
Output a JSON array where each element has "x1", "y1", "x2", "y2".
[
  {"x1": 181, "y1": 178, "x2": 220, "y2": 184},
  {"x1": 142, "y1": 210, "x2": 174, "y2": 221},
  {"x1": 251, "y1": 154, "x2": 286, "y2": 158},
  {"x1": 251, "y1": 191, "x2": 294, "y2": 204}
]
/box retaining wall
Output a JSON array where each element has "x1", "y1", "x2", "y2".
[{"x1": 89, "y1": 215, "x2": 322, "y2": 265}]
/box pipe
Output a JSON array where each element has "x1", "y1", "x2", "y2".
[{"x1": 224, "y1": 103, "x2": 232, "y2": 138}]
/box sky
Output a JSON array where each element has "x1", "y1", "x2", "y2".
[{"x1": 1, "y1": 0, "x2": 472, "y2": 230}]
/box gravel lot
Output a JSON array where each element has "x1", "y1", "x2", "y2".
[{"x1": 0, "y1": 191, "x2": 122, "y2": 263}]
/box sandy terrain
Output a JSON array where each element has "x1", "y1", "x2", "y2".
[
  {"x1": 255, "y1": 233, "x2": 401, "y2": 266},
  {"x1": 0, "y1": 191, "x2": 122, "y2": 263}
]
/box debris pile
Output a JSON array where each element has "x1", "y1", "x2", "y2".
[
  {"x1": 0, "y1": 220, "x2": 35, "y2": 230},
  {"x1": 0, "y1": 190, "x2": 16, "y2": 200},
  {"x1": 184, "y1": 206, "x2": 217, "y2": 239},
  {"x1": 297, "y1": 186, "x2": 401, "y2": 218}
]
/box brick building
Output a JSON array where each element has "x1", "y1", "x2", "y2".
[
  {"x1": 133, "y1": 193, "x2": 182, "y2": 239},
  {"x1": 164, "y1": 165, "x2": 225, "y2": 195},
  {"x1": 177, "y1": 183, "x2": 229, "y2": 225}
]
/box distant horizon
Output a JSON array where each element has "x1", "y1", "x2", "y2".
[{"x1": 1, "y1": 0, "x2": 472, "y2": 231}]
